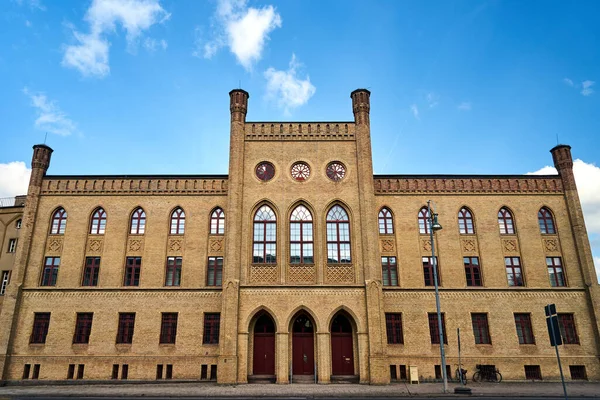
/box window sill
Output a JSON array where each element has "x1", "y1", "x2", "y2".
[
  {"x1": 72, "y1": 343, "x2": 89, "y2": 347},
  {"x1": 28, "y1": 343, "x2": 46, "y2": 347},
  {"x1": 159, "y1": 343, "x2": 176, "y2": 346},
  {"x1": 202, "y1": 343, "x2": 219, "y2": 346}
]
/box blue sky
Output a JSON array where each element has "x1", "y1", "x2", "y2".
[{"x1": 1, "y1": 0, "x2": 599, "y2": 278}]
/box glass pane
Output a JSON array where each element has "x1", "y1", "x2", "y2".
[
  {"x1": 327, "y1": 223, "x2": 337, "y2": 241},
  {"x1": 303, "y1": 223, "x2": 313, "y2": 241},
  {"x1": 290, "y1": 223, "x2": 300, "y2": 241}
]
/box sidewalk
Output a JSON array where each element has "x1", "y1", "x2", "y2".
[{"x1": 0, "y1": 381, "x2": 599, "y2": 398}]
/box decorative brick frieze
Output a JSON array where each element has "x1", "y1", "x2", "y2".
[
  {"x1": 249, "y1": 265, "x2": 279, "y2": 284},
  {"x1": 46, "y1": 236, "x2": 63, "y2": 254},
  {"x1": 380, "y1": 238, "x2": 395, "y2": 254},
  {"x1": 245, "y1": 122, "x2": 355, "y2": 141},
  {"x1": 86, "y1": 237, "x2": 104, "y2": 254},
  {"x1": 542, "y1": 237, "x2": 561, "y2": 254},
  {"x1": 326, "y1": 265, "x2": 355, "y2": 284},
  {"x1": 287, "y1": 265, "x2": 316, "y2": 284},
  {"x1": 127, "y1": 237, "x2": 144, "y2": 255},
  {"x1": 208, "y1": 236, "x2": 224, "y2": 254},
  {"x1": 167, "y1": 237, "x2": 184, "y2": 255}
]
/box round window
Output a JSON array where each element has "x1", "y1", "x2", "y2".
[
  {"x1": 255, "y1": 162, "x2": 275, "y2": 181},
  {"x1": 326, "y1": 162, "x2": 346, "y2": 182},
  {"x1": 291, "y1": 162, "x2": 311, "y2": 181}
]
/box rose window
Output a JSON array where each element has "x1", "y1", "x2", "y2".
[
  {"x1": 256, "y1": 162, "x2": 275, "y2": 182},
  {"x1": 291, "y1": 162, "x2": 311, "y2": 181},
  {"x1": 326, "y1": 162, "x2": 346, "y2": 182}
]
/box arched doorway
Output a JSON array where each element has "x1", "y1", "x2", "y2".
[
  {"x1": 253, "y1": 314, "x2": 275, "y2": 376},
  {"x1": 331, "y1": 313, "x2": 354, "y2": 376},
  {"x1": 292, "y1": 314, "x2": 315, "y2": 376}
]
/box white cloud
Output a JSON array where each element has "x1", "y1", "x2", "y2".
[
  {"x1": 458, "y1": 102, "x2": 472, "y2": 111},
  {"x1": 25, "y1": 20, "x2": 32, "y2": 27},
  {"x1": 23, "y1": 87, "x2": 78, "y2": 136},
  {"x1": 581, "y1": 80, "x2": 595, "y2": 96},
  {"x1": 62, "y1": 0, "x2": 170, "y2": 78},
  {"x1": 200, "y1": 0, "x2": 282, "y2": 70},
  {"x1": 426, "y1": 92, "x2": 439, "y2": 108},
  {"x1": 563, "y1": 78, "x2": 574, "y2": 87},
  {"x1": 143, "y1": 37, "x2": 167, "y2": 52},
  {"x1": 529, "y1": 159, "x2": 600, "y2": 281},
  {"x1": 15, "y1": 0, "x2": 45, "y2": 11},
  {"x1": 264, "y1": 54, "x2": 315, "y2": 114},
  {"x1": 410, "y1": 104, "x2": 419, "y2": 120},
  {"x1": 0, "y1": 162, "x2": 31, "y2": 198}
]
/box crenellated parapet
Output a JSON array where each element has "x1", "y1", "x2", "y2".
[
  {"x1": 40, "y1": 176, "x2": 228, "y2": 196},
  {"x1": 374, "y1": 175, "x2": 564, "y2": 194},
  {"x1": 245, "y1": 122, "x2": 355, "y2": 141}
]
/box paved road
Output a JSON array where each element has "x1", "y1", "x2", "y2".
[{"x1": 5, "y1": 397, "x2": 600, "y2": 400}]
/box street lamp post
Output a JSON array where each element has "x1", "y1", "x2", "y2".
[{"x1": 427, "y1": 199, "x2": 447, "y2": 393}]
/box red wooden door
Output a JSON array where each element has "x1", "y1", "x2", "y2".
[
  {"x1": 253, "y1": 314, "x2": 275, "y2": 375},
  {"x1": 331, "y1": 314, "x2": 354, "y2": 376},
  {"x1": 292, "y1": 315, "x2": 315, "y2": 375}
]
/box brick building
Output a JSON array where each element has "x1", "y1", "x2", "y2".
[
  {"x1": 0, "y1": 89, "x2": 598, "y2": 384},
  {"x1": 0, "y1": 196, "x2": 25, "y2": 312}
]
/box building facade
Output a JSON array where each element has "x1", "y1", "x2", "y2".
[
  {"x1": 0, "y1": 89, "x2": 599, "y2": 384},
  {"x1": 0, "y1": 196, "x2": 25, "y2": 313}
]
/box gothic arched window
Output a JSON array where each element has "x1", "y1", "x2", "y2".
[
  {"x1": 50, "y1": 208, "x2": 67, "y2": 234},
  {"x1": 290, "y1": 205, "x2": 313, "y2": 264},
  {"x1": 170, "y1": 208, "x2": 185, "y2": 235},
  {"x1": 538, "y1": 207, "x2": 556, "y2": 234},
  {"x1": 326, "y1": 205, "x2": 351, "y2": 264},
  {"x1": 90, "y1": 208, "x2": 106, "y2": 234},
  {"x1": 210, "y1": 208, "x2": 225, "y2": 235},
  {"x1": 253, "y1": 205, "x2": 276, "y2": 264},
  {"x1": 418, "y1": 207, "x2": 429, "y2": 234},
  {"x1": 458, "y1": 207, "x2": 475, "y2": 234},
  {"x1": 498, "y1": 207, "x2": 515, "y2": 234},
  {"x1": 378, "y1": 208, "x2": 394, "y2": 234},
  {"x1": 130, "y1": 208, "x2": 146, "y2": 235}
]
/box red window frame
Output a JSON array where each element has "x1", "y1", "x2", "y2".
[
  {"x1": 471, "y1": 313, "x2": 491, "y2": 344},
  {"x1": 290, "y1": 205, "x2": 314, "y2": 264},
  {"x1": 428, "y1": 313, "x2": 447, "y2": 344},
  {"x1": 203, "y1": 313, "x2": 220, "y2": 344},
  {"x1": 82, "y1": 257, "x2": 100, "y2": 286},
  {"x1": 130, "y1": 208, "x2": 146, "y2": 235},
  {"x1": 547, "y1": 257, "x2": 566, "y2": 287},
  {"x1": 418, "y1": 207, "x2": 429, "y2": 234},
  {"x1": 210, "y1": 208, "x2": 225, "y2": 235},
  {"x1": 30, "y1": 312, "x2": 50, "y2": 344},
  {"x1": 206, "y1": 257, "x2": 223, "y2": 286},
  {"x1": 422, "y1": 256, "x2": 440, "y2": 286},
  {"x1": 116, "y1": 313, "x2": 135, "y2": 344},
  {"x1": 538, "y1": 207, "x2": 556, "y2": 234},
  {"x1": 165, "y1": 257, "x2": 182, "y2": 286},
  {"x1": 170, "y1": 208, "x2": 185, "y2": 235},
  {"x1": 159, "y1": 313, "x2": 178, "y2": 344},
  {"x1": 514, "y1": 313, "x2": 535, "y2": 344},
  {"x1": 464, "y1": 256, "x2": 482, "y2": 286},
  {"x1": 253, "y1": 205, "x2": 277, "y2": 264},
  {"x1": 378, "y1": 208, "x2": 394, "y2": 234},
  {"x1": 458, "y1": 207, "x2": 474, "y2": 234},
  {"x1": 558, "y1": 314, "x2": 579, "y2": 344},
  {"x1": 498, "y1": 207, "x2": 515, "y2": 234},
  {"x1": 505, "y1": 257, "x2": 524, "y2": 286},
  {"x1": 50, "y1": 208, "x2": 67, "y2": 234},
  {"x1": 326, "y1": 205, "x2": 351, "y2": 264},
  {"x1": 385, "y1": 313, "x2": 403, "y2": 344},
  {"x1": 90, "y1": 208, "x2": 106, "y2": 234},
  {"x1": 382, "y1": 256, "x2": 398, "y2": 286},
  {"x1": 123, "y1": 257, "x2": 141, "y2": 286},
  {"x1": 41, "y1": 257, "x2": 60, "y2": 286},
  {"x1": 73, "y1": 313, "x2": 93, "y2": 344}
]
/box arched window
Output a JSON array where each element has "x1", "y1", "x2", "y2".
[
  {"x1": 130, "y1": 208, "x2": 146, "y2": 235},
  {"x1": 90, "y1": 208, "x2": 107, "y2": 234},
  {"x1": 50, "y1": 208, "x2": 67, "y2": 234},
  {"x1": 326, "y1": 205, "x2": 351, "y2": 264},
  {"x1": 418, "y1": 207, "x2": 429, "y2": 234},
  {"x1": 458, "y1": 207, "x2": 474, "y2": 234},
  {"x1": 538, "y1": 207, "x2": 556, "y2": 234},
  {"x1": 498, "y1": 207, "x2": 515, "y2": 234},
  {"x1": 290, "y1": 205, "x2": 313, "y2": 264},
  {"x1": 210, "y1": 208, "x2": 225, "y2": 235},
  {"x1": 16, "y1": 219, "x2": 22, "y2": 229},
  {"x1": 253, "y1": 205, "x2": 276, "y2": 264},
  {"x1": 378, "y1": 208, "x2": 394, "y2": 234},
  {"x1": 170, "y1": 208, "x2": 185, "y2": 235}
]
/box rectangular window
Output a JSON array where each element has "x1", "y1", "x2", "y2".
[
  {"x1": 569, "y1": 365, "x2": 587, "y2": 380},
  {"x1": 505, "y1": 257, "x2": 524, "y2": 286},
  {"x1": 428, "y1": 313, "x2": 447, "y2": 344},
  {"x1": 41, "y1": 257, "x2": 60, "y2": 286},
  {"x1": 382, "y1": 257, "x2": 398, "y2": 286},
  {"x1": 23, "y1": 364, "x2": 31, "y2": 379},
  {"x1": 514, "y1": 313, "x2": 535, "y2": 344},
  {"x1": 166, "y1": 364, "x2": 173, "y2": 379},
  {"x1": 67, "y1": 364, "x2": 75, "y2": 379},
  {"x1": 111, "y1": 364, "x2": 119, "y2": 379},
  {"x1": 160, "y1": 313, "x2": 178, "y2": 344},
  {"x1": 1, "y1": 271, "x2": 10, "y2": 295},
  {"x1": 200, "y1": 365, "x2": 208, "y2": 380},
  {"x1": 82, "y1": 257, "x2": 100, "y2": 286},
  {"x1": 206, "y1": 257, "x2": 223, "y2": 287},
  {"x1": 203, "y1": 313, "x2": 220, "y2": 344},
  {"x1": 558, "y1": 314, "x2": 579, "y2": 344},
  {"x1": 30, "y1": 312, "x2": 50, "y2": 344},
  {"x1": 471, "y1": 313, "x2": 491, "y2": 344},
  {"x1": 32, "y1": 364, "x2": 40, "y2": 379},
  {"x1": 422, "y1": 256, "x2": 440, "y2": 286},
  {"x1": 165, "y1": 257, "x2": 182, "y2": 286},
  {"x1": 77, "y1": 364, "x2": 84, "y2": 379},
  {"x1": 385, "y1": 313, "x2": 403, "y2": 344},
  {"x1": 464, "y1": 257, "x2": 482, "y2": 286},
  {"x1": 547, "y1": 257, "x2": 566, "y2": 287},
  {"x1": 116, "y1": 313, "x2": 135, "y2": 344},
  {"x1": 210, "y1": 365, "x2": 217, "y2": 380},
  {"x1": 73, "y1": 313, "x2": 93, "y2": 344},
  {"x1": 524, "y1": 365, "x2": 542, "y2": 380},
  {"x1": 121, "y1": 364, "x2": 129, "y2": 379},
  {"x1": 123, "y1": 257, "x2": 141, "y2": 286},
  {"x1": 8, "y1": 238, "x2": 17, "y2": 253},
  {"x1": 156, "y1": 364, "x2": 163, "y2": 379}
]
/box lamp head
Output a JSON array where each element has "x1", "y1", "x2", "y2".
[{"x1": 432, "y1": 213, "x2": 443, "y2": 231}]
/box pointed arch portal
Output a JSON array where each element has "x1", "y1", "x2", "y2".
[
  {"x1": 292, "y1": 313, "x2": 315, "y2": 376},
  {"x1": 331, "y1": 313, "x2": 354, "y2": 376},
  {"x1": 253, "y1": 313, "x2": 275, "y2": 375}
]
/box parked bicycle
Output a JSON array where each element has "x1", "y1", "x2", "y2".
[
  {"x1": 455, "y1": 366, "x2": 468, "y2": 385},
  {"x1": 472, "y1": 364, "x2": 502, "y2": 383}
]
